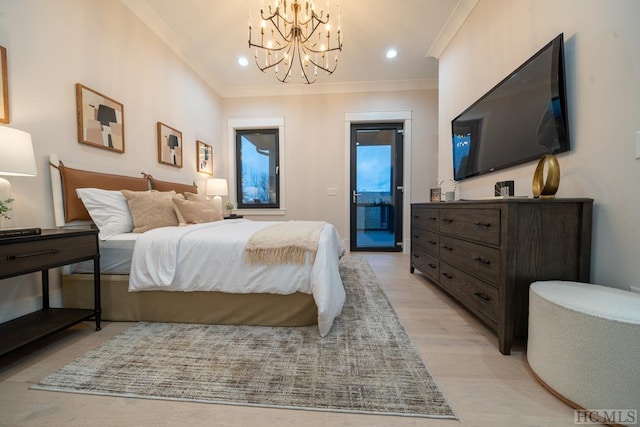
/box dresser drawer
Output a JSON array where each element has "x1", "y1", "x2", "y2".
[
  {"x1": 0, "y1": 234, "x2": 98, "y2": 278},
  {"x1": 412, "y1": 229, "x2": 439, "y2": 257},
  {"x1": 439, "y1": 208, "x2": 501, "y2": 246},
  {"x1": 412, "y1": 207, "x2": 440, "y2": 232},
  {"x1": 411, "y1": 248, "x2": 439, "y2": 283},
  {"x1": 439, "y1": 262, "x2": 499, "y2": 325},
  {"x1": 439, "y1": 236, "x2": 501, "y2": 285}
]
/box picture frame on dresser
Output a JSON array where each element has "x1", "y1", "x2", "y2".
[
  {"x1": 430, "y1": 188, "x2": 441, "y2": 202},
  {"x1": 157, "y1": 122, "x2": 183, "y2": 168},
  {"x1": 76, "y1": 83, "x2": 125, "y2": 153},
  {"x1": 1, "y1": 46, "x2": 9, "y2": 124}
]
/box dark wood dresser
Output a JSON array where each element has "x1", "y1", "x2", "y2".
[
  {"x1": 0, "y1": 228, "x2": 101, "y2": 356},
  {"x1": 410, "y1": 198, "x2": 593, "y2": 354}
]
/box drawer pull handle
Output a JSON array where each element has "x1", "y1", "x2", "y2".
[
  {"x1": 473, "y1": 221, "x2": 492, "y2": 228},
  {"x1": 413, "y1": 215, "x2": 420, "y2": 219},
  {"x1": 428, "y1": 240, "x2": 437, "y2": 245},
  {"x1": 473, "y1": 256, "x2": 491, "y2": 265},
  {"x1": 428, "y1": 263, "x2": 437, "y2": 269},
  {"x1": 413, "y1": 234, "x2": 420, "y2": 239},
  {"x1": 474, "y1": 292, "x2": 491, "y2": 301},
  {"x1": 412, "y1": 254, "x2": 420, "y2": 258},
  {"x1": 442, "y1": 245, "x2": 453, "y2": 251},
  {"x1": 442, "y1": 218, "x2": 454, "y2": 223},
  {"x1": 7, "y1": 248, "x2": 60, "y2": 260},
  {"x1": 443, "y1": 272, "x2": 453, "y2": 279},
  {"x1": 429, "y1": 216, "x2": 437, "y2": 221}
]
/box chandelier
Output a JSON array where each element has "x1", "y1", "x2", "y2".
[{"x1": 248, "y1": 0, "x2": 342, "y2": 84}]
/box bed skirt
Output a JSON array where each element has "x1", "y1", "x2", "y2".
[{"x1": 62, "y1": 274, "x2": 318, "y2": 327}]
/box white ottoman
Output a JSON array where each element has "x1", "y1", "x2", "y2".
[{"x1": 527, "y1": 281, "x2": 640, "y2": 425}]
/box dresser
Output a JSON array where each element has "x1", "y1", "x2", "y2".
[
  {"x1": 0, "y1": 228, "x2": 101, "y2": 356},
  {"x1": 410, "y1": 199, "x2": 593, "y2": 355}
]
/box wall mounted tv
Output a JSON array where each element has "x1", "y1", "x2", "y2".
[{"x1": 451, "y1": 33, "x2": 570, "y2": 181}]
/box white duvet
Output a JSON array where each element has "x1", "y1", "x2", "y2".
[{"x1": 129, "y1": 219, "x2": 346, "y2": 336}]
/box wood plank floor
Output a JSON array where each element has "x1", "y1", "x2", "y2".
[{"x1": 0, "y1": 253, "x2": 591, "y2": 426}]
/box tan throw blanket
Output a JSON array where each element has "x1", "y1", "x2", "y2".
[{"x1": 245, "y1": 221, "x2": 326, "y2": 265}]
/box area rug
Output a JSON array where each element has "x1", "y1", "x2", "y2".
[{"x1": 32, "y1": 256, "x2": 456, "y2": 419}]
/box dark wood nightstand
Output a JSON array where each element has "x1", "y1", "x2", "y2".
[
  {"x1": 223, "y1": 215, "x2": 243, "y2": 219},
  {"x1": 0, "y1": 228, "x2": 101, "y2": 356}
]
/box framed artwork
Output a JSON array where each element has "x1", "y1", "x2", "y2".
[
  {"x1": 0, "y1": 46, "x2": 8, "y2": 124},
  {"x1": 157, "y1": 122, "x2": 182, "y2": 168},
  {"x1": 196, "y1": 140, "x2": 213, "y2": 175},
  {"x1": 76, "y1": 83, "x2": 125, "y2": 153},
  {"x1": 430, "y1": 188, "x2": 441, "y2": 202}
]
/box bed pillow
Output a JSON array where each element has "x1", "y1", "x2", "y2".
[
  {"x1": 122, "y1": 190, "x2": 179, "y2": 233},
  {"x1": 184, "y1": 192, "x2": 215, "y2": 204},
  {"x1": 172, "y1": 197, "x2": 223, "y2": 225},
  {"x1": 76, "y1": 188, "x2": 134, "y2": 240}
]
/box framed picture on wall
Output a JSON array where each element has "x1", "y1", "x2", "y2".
[
  {"x1": 196, "y1": 140, "x2": 213, "y2": 175},
  {"x1": 76, "y1": 83, "x2": 125, "y2": 153},
  {"x1": 0, "y1": 46, "x2": 9, "y2": 124},
  {"x1": 157, "y1": 122, "x2": 183, "y2": 168}
]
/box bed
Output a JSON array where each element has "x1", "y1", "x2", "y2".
[{"x1": 50, "y1": 155, "x2": 346, "y2": 336}]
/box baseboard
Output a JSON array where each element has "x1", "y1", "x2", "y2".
[{"x1": 0, "y1": 288, "x2": 63, "y2": 323}]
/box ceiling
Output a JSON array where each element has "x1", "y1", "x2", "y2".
[{"x1": 121, "y1": 0, "x2": 478, "y2": 98}]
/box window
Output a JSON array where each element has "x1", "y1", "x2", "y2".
[{"x1": 235, "y1": 129, "x2": 280, "y2": 209}]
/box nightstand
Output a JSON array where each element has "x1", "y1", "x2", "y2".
[{"x1": 0, "y1": 228, "x2": 101, "y2": 356}]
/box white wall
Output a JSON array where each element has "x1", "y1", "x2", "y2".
[
  {"x1": 0, "y1": 0, "x2": 222, "y2": 322},
  {"x1": 221, "y1": 90, "x2": 439, "y2": 240},
  {"x1": 438, "y1": 0, "x2": 640, "y2": 289}
]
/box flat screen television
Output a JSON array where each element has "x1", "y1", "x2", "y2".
[{"x1": 451, "y1": 34, "x2": 570, "y2": 181}]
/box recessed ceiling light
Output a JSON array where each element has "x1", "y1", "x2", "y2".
[
  {"x1": 238, "y1": 56, "x2": 249, "y2": 67},
  {"x1": 386, "y1": 49, "x2": 398, "y2": 59}
]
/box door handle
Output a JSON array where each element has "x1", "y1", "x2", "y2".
[{"x1": 352, "y1": 190, "x2": 362, "y2": 203}]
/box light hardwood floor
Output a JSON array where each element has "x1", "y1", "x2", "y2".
[{"x1": 0, "y1": 253, "x2": 592, "y2": 426}]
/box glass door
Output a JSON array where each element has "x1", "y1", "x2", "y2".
[{"x1": 350, "y1": 123, "x2": 403, "y2": 251}]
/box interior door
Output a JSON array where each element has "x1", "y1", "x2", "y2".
[{"x1": 350, "y1": 123, "x2": 403, "y2": 252}]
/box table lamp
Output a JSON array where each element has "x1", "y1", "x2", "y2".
[
  {"x1": 206, "y1": 178, "x2": 228, "y2": 213},
  {"x1": 0, "y1": 126, "x2": 38, "y2": 202}
]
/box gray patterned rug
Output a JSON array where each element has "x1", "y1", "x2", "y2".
[{"x1": 32, "y1": 256, "x2": 456, "y2": 419}]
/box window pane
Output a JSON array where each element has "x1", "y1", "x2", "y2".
[{"x1": 236, "y1": 129, "x2": 279, "y2": 208}]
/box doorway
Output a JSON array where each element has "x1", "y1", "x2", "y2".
[{"x1": 349, "y1": 123, "x2": 404, "y2": 252}]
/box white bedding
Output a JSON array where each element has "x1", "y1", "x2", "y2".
[
  {"x1": 71, "y1": 233, "x2": 138, "y2": 274},
  {"x1": 129, "y1": 219, "x2": 346, "y2": 336}
]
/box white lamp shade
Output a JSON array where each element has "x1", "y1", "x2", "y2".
[
  {"x1": 0, "y1": 127, "x2": 38, "y2": 176},
  {"x1": 207, "y1": 178, "x2": 228, "y2": 196}
]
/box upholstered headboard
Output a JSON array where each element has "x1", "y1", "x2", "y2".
[{"x1": 49, "y1": 154, "x2": 198, "y2": 227}]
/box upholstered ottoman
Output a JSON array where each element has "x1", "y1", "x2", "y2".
[{"x1": 527, "y1": 281, "x2": 640, "y2": 424}]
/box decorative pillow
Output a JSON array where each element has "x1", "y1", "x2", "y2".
[
  {"x1": 172, "y1": 197, "x2": 223, "y2": 225},
  {"x1": 76, "y1": 188, "x2": 133, "y2": 240},
  {"x1": 121, "y1": 190, "x2": 179, "y2": 233},
  {"x1": 184, "y1": 192, "x2": 214, "y2": 204}
]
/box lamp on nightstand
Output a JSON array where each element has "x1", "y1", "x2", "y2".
[
  {"x1": 0, "y1": 127, "x2": 38, "y2": 222},
  {"x1": 206, "y1": 178, "x2": 228, "y2": 214}
]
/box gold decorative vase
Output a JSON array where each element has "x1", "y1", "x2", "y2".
[{"x1": 532, "y1": 154, "x2": 560, "y2": 198}]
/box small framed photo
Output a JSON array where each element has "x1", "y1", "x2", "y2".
[
  {"x1": 76, "y1": 84, "x2": 125, "y2": 153},
  {"x1": 430, "y1": 188, "x2": 442, "y2": 202},
  {"x1": 0, "y1": 46, "x2": 8, "y2": 124},
  {"x1": 157, "y1": 122, "x2": 182, "y2": 168},
  {"x1": 196, "y1": 140, "x2": 213, "y2": 175}
]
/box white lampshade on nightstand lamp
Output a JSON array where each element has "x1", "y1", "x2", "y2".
[
  {"x1": 0, "y1": 127, "x2": 38, "y2": 202},
  {"x1": 206, "y1": 178, "x2": 228, "y2": 213}
]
